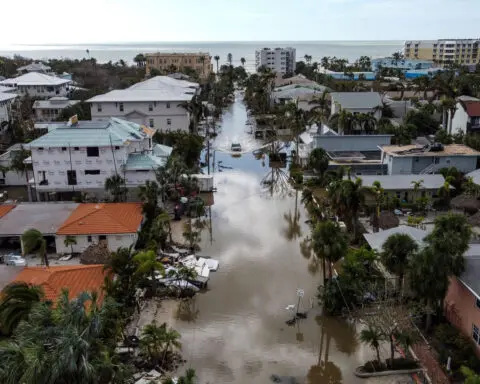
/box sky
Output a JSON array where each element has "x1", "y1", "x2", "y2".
[{"x1": 2, "y1": 0, "x2": 480, "y2": 45}]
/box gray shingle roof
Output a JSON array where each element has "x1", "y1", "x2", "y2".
[
  {"x1": 331, "y1": 92, "x2": 382, "y2": 109},
  {"x1": 363, "y1": 225, "x2": 430, "y2": 252},
  {"x1": 352, "y1": 174, "x2": 447, "y2": 190},
  {"x1": 466, "y1": 169, "x2": 480, "y2": 186}
]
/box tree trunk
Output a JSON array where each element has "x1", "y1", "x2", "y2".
[
  {"x1": 322, "y1": 258, "x2": 327, "y2": 284},
  {"x1": 398, "y1": 272, "x2": 404, "y2": 295},
  {"x1": 328, "y1": 261, "x2": 333, "y2": 279},
  {"x1": 376, "y1": 347, "x2": 381, "y2": 363},
  {"x1": 442, "y1": 108, "x2": 448, "y2": 130},
  {"x1": 44, "y1": 252, "x2": 49, "y2": 268},
  {"x1": 389, "y1": 334, "x2": 395, "y2": 367}
]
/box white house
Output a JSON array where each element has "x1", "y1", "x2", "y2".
[
  {"x1": 272, "y1": 83, "x2": 329, "y2": 111},
  {"x1": 449, "y1": 96, "x2": 480, "y2": 135},
  {"x1": 17, "y1": 62, "x2": 53, "y2": 75},
  {"x1": 33, "y1": 97, "x2": 80, "y2": 122},
  {"x1": 24, "y1": 117, "x2": 172, "y2": 201},
  {"x1": 0, "y1": 144, "x2": 31, "y2": 186},
  {"x1": 0, "y1": 91, "x2": 18, "y2": 126},
  {"x1": 87, "y1": 76, "x2": 200, "y2": 132},
  {"x1": 0, "y1": 73, "x2": 72, "y2": 99},
  {"x1": 55, "y1": 202, "x2": 143, "y2": 254},
  {"x1": 330, "y1": 92, "x2": 383, "y2": 119},
  {"x1": 255, "y1": 47, "x2": 296, "y2": 75}
]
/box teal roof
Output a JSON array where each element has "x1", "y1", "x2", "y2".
[
  {"x1": 26, "y1": 118, "x2": 153, "y2": 148},
  {"x1": 125, "y1": 153, "x2": 167, "y2": 171},
  {"x1": 153, "y1": 144, "x2": 173, "y2": 157}
]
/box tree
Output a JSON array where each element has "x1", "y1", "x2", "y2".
[
  {"x1": 178, "y1": 97, "x2": 203, "y2": 134},
  {"x1": 0, "y1": 283, "x2": 44, "y2": 335},
  {"x1": 63, "y1": 235, "x2": 77, "y2": 255},
  {"x1": 141, "y1": 322, "x2": 166, "y2": 365},
  {"x1": 133, "y1": 53, "x2": 146, "y2": 67},
  {"x1": 21, "y1": 229, "x2": 48, "y2": 267},
  {"x1": 138, "y1": 180, "x2": 159, "y2": 224},
  {"x1": 369, "y1": 181, "x2": 384, "y2": 232},
  {"x1": 359, "y1": 326, "x2": 384, "y2": 363},
  {"x1": 227, "y1": 53, "x2": 232, "y2": 66},
  {"x1": 308, "y1": 147, "x2": 329, "y2": 177},
  {"x1": 9, "y1": 146, "x2": 31, "y2": 185},
  {"x1": 329, "y1": 109, "x2": 354, "y2": 134},
  {"x1": 134, "y1": 250, "x2": 165, "y2": 295},
  {"x1": 104, "y1": 174, "x2": 127, "y2": 202},
  {"x1": 214, "y1": 55, "x2": 220, "y2": 74},
  {"x1": 103, "y1": 246, "x2": 138, "y2": 306},
  {"x1": 240, "y1": 57, "x2": 246, "y2": 67},
  {"x1": 312, "y1": 221, "x2": 348, "y2": 280},
  {"x1": 461, "y1": 366, "x2": 480, "y2": 384},
  {"x1": 411, "y1": 179, "x2": 424, "y2": 202},
  {"x1": 163, "y1": 369, "x2": 196, "y2": 384},
  {"x1": 161, "y1": 325, "x2": 181, "y2": 364},
  {"x1": 381, "y1": 233, "x2": 418, "y2": 293}
]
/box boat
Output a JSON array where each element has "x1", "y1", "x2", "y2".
[{"x1": 231, "y1": 143, "x2": 242, "y2": 152}]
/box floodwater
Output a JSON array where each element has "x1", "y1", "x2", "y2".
[{"x1": 160, "y1": 94, "x2": 411, "y2": 383}]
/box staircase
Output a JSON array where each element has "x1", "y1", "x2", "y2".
[{"x1": 419, "y1": 163, "x2": 438, "y2": 175}]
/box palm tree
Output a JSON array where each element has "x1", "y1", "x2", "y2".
[
  {"x1": 411, "y1": 179, "x2": 424, "y2": 202},
  {"x1": 308, "y1": 148, "x2": 329, "y2": 179},
  {"x1": 381, "y1": 233, "x2": 418, "y2": 293},
  {"x1": 312, "y1": 220, "x2": 348, "y2": 281},
  {"x1": 0, "y1": 282, "x2": 44, "y2": 334},
  {"x1": 308, "y1": 90, "x2": 331, "y2": 118},
  {"x1": 21, "y1": 228, "x2": 48, "y2": 267},
  {"x1": 155, "y1": 211, "x2": 173, "y2": 244},
  {"x1": 138, "y1": 180, "x2": 159, "y2": 223},
  {"x1": 440, "y1": 96, "x2": 456, "y2": 133},
  {"x1": 178, "y1": 96, "x2": 203, "y2": 134},
  {"x1": 359, "y1": 326, "x2": 384, "y2": 363},
  {"x1": 370, "y1": 181, "x2": 384, "y2": 232},
  {"x1": 438, "y1": 175, "x2": 454, "y2": 202},
  {"x1": 63, "y1": 235, "x2": 77, "y2": 255},
  {"x1": 227, "y1": 53, "x2": 233, "y2": 66},
  {"x1": 240, "y1": 57, "x2": 246, "y2": 67},
  {"x1": 134, "y1": 250, "x2": 165, "y2": 295},
  {"x1": 9, "y1": 146, "x2": 31, "y2": 185},
  {"x1": 329, "y1": 109, "x2": 354, "y2": 134},
  {"x1": 285, "y1": 102, "x2": 307, "y2": 165},
  {"x1": 214, "y1": 55, "x2": 220, "y2": 74},
  {"x1": 141, "y1": 321, "x2": 166, "y2": 365},
  {"x1": 104, "y1": 174, "x2": 127, "y2": 202},
  {"x1": 161, "y1": 325, "x2": 181, "y2": 364}
]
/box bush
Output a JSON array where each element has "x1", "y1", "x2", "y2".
[{"x1": 361, "y1": 358, "x2": 419, "y2": 373}]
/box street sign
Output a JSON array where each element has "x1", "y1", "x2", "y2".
[{"x1": 296, "y1": 289, "x2": 305, "y2": 298}]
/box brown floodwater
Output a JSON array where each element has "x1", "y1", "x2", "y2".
[{"x1": 159, "y1": 95, "x2": 412, "y2": 384}]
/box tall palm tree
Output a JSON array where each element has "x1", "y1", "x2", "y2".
[
  {"x1": 438, "y1": 175, "x2": 454, "y2": 202},
  {"x1": 381, "y1": 233, "x2": 418, "y2": 293},
  {"x1": 63, "y1": 235, "x2": 77, "y2": 255},
  {"x1": 308, "y1": 148, "x2": 329, "y2": 179},
  {"x1": 312, "y1": 220, "x2": 348, "y2": 281},
  {"x1": 134, "y1": 250, "x2": 165, "y2": 295},
  {"x1": 359, "y1": 326, "x2": 384, "y2": 363},
  {"x1": 285, "y1": 102, "x2": 307, "y2": 165},
  {"x1": 308, "y1": 90, "x2": 331, "y2": 118},
  {"x1": 141, "y1": 322, "x2": 166, "y2": 365},
  {"x1": 214, "y1": 55, "x2": 220, "y2": 74},
  {"x1": 283, "y1": 191, "x2": 302, "y2": 242},
  {"x1": 161, "y1": 325, "x2": 181, "y2": 364},
  {"x1": 155, "y1": 211, "x2": 173, "y2": 244},
  {"x1": 21, "y1": 228, "x2": 48, "y2": 267},
  {"x1": 104, "y1": 174, "x2": 127, "y2": 202},
  {"x1": 138, "y1": 180, "x2": 159, "y2": 223},
  {"x1": 411, "y1": 179, "x2": 424, "y2": 202},
  {"x1": 240, "y1": 57, "x2": 246, "y2": 67},
  {"x1": 370, "y1": 181, "x2": 384, "y2": 232},
  {"x1": 0, "y1": 283, "x2": 44, "y2": 335},
  {"x1": 329, "y1": 109, "x2": 354, "y2": 134},
  {"x1": 227, "y1": 53, "x2": 233, "y2": 66}
]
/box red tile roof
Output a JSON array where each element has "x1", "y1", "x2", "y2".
[
  {"x1": 463, "y1": 101, "x2": 480, "y2": 117},
  {"x1": 0, "y1": 205, "x2": 15, "y2": 219},
  {"x1": 56, "y1": 203, "x2": 143, "y2": 235},
  {"x1": 12, "y1": 265, "x2": 108, "y2": 304}
]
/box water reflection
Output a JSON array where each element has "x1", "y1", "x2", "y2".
[
  {"x1": 282, "y1": 191, "x2": 302, "y2": 242},
  {"x1": 176, "y1": 298, "x2": 200, "y2": 323}
]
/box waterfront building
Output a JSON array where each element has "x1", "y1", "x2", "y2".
[
  {"x1": 255, "y1": 47, "x2": 296, "y2": 75},
  {"x1": 0, "y1": 73, "x2": 72, "y2": 99},
  {"x1": 330, "y1": 92, "x2": 383, "y2": 120},
  {"x1": 371, "y1": 58, "x2": 434, "y2": 72},
  {"x1": 323, "y1": 70, "x2": 376, "y2": 81},
  {"x1": 449, "y1": 96, "x2": 480, "y2": 135},
  {"x1": 24, "y1": 117, "x2": 171, "y2": 201},
  {"x1": 87, "y1": 76, "x2": 199, "y2": 132},
  {"x1": 380, "y1": 143, "x2": 479, "y2": 175},
  {"x1": 145, "y1": 52, "x2": 212, "y2": 79},
  {"x1": 33, "y1": 97, "x2": 80, "y2": 122},
  {"x1": 404, "y1": 39, "x2": 480, "y2": 67},
  {"x1": 16, "y1": 62, "x2": 52, "y2": 75}
]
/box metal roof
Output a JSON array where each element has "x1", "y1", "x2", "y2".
[
  {"x1": 125, "y1": 153, "x2": 166, "y2": 170},
  {"x1": 153, "y1": 144, "x2": 173, "y2": 158},
  {"x1": 33, "y1": 98, "x2": 80, "y2": 109},
  {"x1": 25, "y1": 118, "x2": 153, "y2": 148},
  {"x1": 466, "y1": 169, "x2": 480, "y2": 185},
  {"x1": 363, "y1": 225, "x2": 430, "y2": 252},
  {"x1": 331, "y1": 92, "x2": 382, "y2": 109},
  {"x1": 17, "y1": 63, "x2": 51, "y2": 72},
  {"x1": 86, "y1": 89, "x2": 194, "y2": 103},
  {"x1": 0, "y1": 72, "x2": 71, "y2": 86},
  {"x1": 459, "y1": 248, "x2": 480, "y2": 299},
  {"x1": 0, "y1": 93, "x2": 18, "y2": 102},
  {"x1": 128, "y1": 76, "x2": 199, "y2": 90},
  {"x1": 352, "y1": 174, "x2": 447, "y2": 190}
]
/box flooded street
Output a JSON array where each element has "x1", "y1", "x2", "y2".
[{"x1": 159, "y1": 95, "x2": 411, "y2": 383}]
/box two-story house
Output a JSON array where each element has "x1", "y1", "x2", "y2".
[
  {"x1": 33, "y1": 97, "x2": 80, "y2": 122},
  {"x1": 0, "y1": 72, "x2": 72, "y2": 99},
  {"x1": 330, "y1": 92, "x2": 383, "y2": 121},
  {"x1": 0, "y1": 88, "x2": 18, "y2": 126},
  {"x1": 380, "y1": 143, "x2": 480, "y2": 175},
  {"x1": 87, "y1": 76, "x2": 200, "y2": 132},
  {"x1": 16, "y1": 62, "x2": 53, "y2": 75},
  {"x1": 24, "y1": 117, "x2": 172, "y2": 201},
  {"x1": 0, "y1": 144, "x2": 32, "y2": 187},
  {"x1": 449, "y1": 97, "x2": 480, "y2": 135}
]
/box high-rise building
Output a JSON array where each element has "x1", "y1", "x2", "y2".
[
  {"x1": 255, "y1": 47, "x2": 296, "y2": 75},
  {"x1": 145, "y1": 52, "x2": 213, "y2": 79},
  {"x1": 404, "y1": 39, "x2": 480, "y2": 67}
]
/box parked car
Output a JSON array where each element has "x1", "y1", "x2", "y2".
[{"x1": 4, "y1": 254, "x2": 27, "y2": 267}]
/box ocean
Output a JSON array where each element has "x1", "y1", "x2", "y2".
[{"x1": 0, "y1": 41, "x2": 403, "y2": 72}]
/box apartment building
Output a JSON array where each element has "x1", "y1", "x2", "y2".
[
  {"x1": 33, "y1": 97, "x2": 80, "y2": 122},
  {"x1": 0, "y1": 72, "x2": 72, "y2": 99},
  {"x1": 404, "y1": 39, "x2": 480, "y2": 66},
  {"x1": 255, "y1": 47, "x2": 296, "y2": 75},
  {"x1": 87, "y1": 76, "x2": 199, "y2": 132},
  {"x1": 24, "y1": 117, "x2": 171, "y2": 201},
  {"x1": 145, "y1": 52, "x2": 213, "y2": 79}
]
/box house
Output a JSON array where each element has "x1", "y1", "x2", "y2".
[
  {"x1": 380, "y1": 143, "x2": 480, "y2": 175},
  {"x1": 449, "y1": 96, "x2": 480, "y2": 135},
  {"x1": 466, "y1": 168, "x2": 480, "y2": 186},
  {"x1": 0, "y1": 144, "x2": 32, "y2": 186},
  {"x1": 55, "y1": 203, "x2": 143, "y2": 254},
  {"x1": 16, "y1": 62, "x2": 53, "y2": 75},
  {"x1": 23, "y1": 117, "x2": 171, "y2": 201},
  {"x1": 0, "y1": 73, "x2": 72, "y2": 99},
  {"x1": 10, "y1": 265, "x2": 108, "y2": 305},
  {"x1": 363, "y1": 225, "x2": 430, "y2": 252},
  {"x1": 274, "y1": 74, "x2": 318, "y2": 88},
  {"x1": 272, "y1": 84, "x2": 329, "y2": 111},
  {"x1": 87, "y1": 76, "x2": 200, "y2": 132},
  {"x1": 330, "y1": 92, "x2": 383, "y2": 120},
  {"x1": 0, "y1": 91, "x2": 18, "y2": 126},
  {"x1": 33, "y1": 97, "x2": 80, "y2": 122},
  {"x1": 351, "y1": 174, "x2": 447, "y2": 202}
]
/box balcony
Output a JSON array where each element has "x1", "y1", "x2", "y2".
[{"x1": 39, "y1": 179, "x2": 49, "y2": 186}]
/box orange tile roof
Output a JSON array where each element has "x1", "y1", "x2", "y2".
[
  {"x1": 12, "y1": 265, "x2": 108, "y2": 304},
  {"x1": 56, "y1": 203, "x2": 143, "y2": 235},
  {"x1": 0, "y1": 205, "x2": 15, "y2": 219}
]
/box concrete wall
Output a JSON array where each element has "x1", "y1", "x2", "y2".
[
  {"x1": 450, "y1": 103, "x2": 469, "y2": 135},
  {"x1": 313, "y1": 135, "x2": 391, "y2": 152},
  {"x1": 445, "y1": 277, "x2": 480, "y2": 357},
  {"x1": 90, "y1": 101, "x2": 190, "y2": 132},
  {"x1": 387, "y1": 155, "x2": 478, "y2": 175},
  {"x1": 55, "y1": 233, "x2": 138, "y2": 254}
]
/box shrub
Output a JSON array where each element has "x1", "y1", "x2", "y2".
[
  {"x1": 362, "y1": 358, "x2": 419, "y2": 373},
  {"x1": 290, "y1": 169, "x2": 303, "y2": 185}
]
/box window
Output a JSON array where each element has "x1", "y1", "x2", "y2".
[
  {"x1": 97, "y1": 104, "x2": 102, "y2": 112},
  {"x1": 167, "y1": 118, "x2": 172, "y2": 126},
  {"x1": 434, "y1": 157, "x2": 440, "y2": 164},
  {"x1": 149, "y1": 119, "x2": 154, "y2": 128},
  {"x1": 166, "y1": 102, "x2": 170, "y2": 109},
  {"x1": 115, "y1": 146, "x2": 120, "y2": 150},
  {"x1": 87, "y1": 235, "x2": 92, "y2": 242},
  {"x1": 473, "y1": 324, "x2": 480, "y2": 345},
  {"x1": 119, "y1": 103, "x2": 124, "y2": 112},
  {"x1": 61, "y1": 147, "x2": 67, "y2": 151},
  {"x1": 85, "y1": 170, "x2": 100, "y2": 175},
  {"x1": 87, "y1": 147, "x2": 99, "y2": 157},
  {"x1": 476, "y1": 298, "x2": 480, "y2": 309},
  {"x1": 38, "y1": 147, "x2": 44, "y2": 151},
  {"x1": 67, "y1": 170, "x2": 77, "y2": 185},
  {"x1": 74, "y1": 147, "x2": 79, "y2": 151},
  {"x1": 149, "y1": 103, "x2": 153, "y2": 111},
  {"x1": 99, "y1": 235, "x2": 107, "y2": 241}
]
